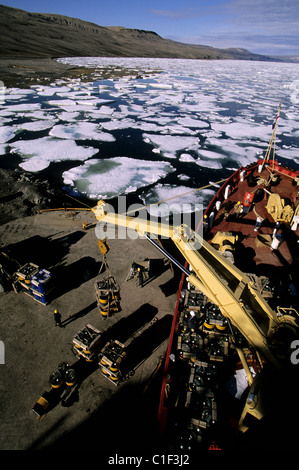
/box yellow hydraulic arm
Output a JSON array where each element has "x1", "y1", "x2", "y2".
[{"x1": 92, "y1": 200, "x2": 283, "y2": 367}]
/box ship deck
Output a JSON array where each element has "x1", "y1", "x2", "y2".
[
  {"x1": 158, "y1": 160, "x2": 299, "y2": 452},
  {"x1": 206, "y1": 161, "x2": 299, "y2": 301}
]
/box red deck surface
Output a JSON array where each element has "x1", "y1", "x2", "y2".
[{"x1": 207, "y1": 163, "x2": 299, "y2": 277}]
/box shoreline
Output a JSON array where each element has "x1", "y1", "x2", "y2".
[
  {"x1": 0, "y1": 165, "x2": 95, "y2": 227},
  {"x1": 0, "y1": 57, "x2": 97, "y2": 88},
  {"x1": 0, "y1": 56, "x2": 161, "y2": 88}
]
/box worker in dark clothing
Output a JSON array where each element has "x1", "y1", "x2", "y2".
[
  {"x1": 54, "y1": 309, "x2": 62, "y2": 327},
  {"x1": 137, "y1": 267, "x2": 143, "y2": 287},
  {"x1": 187, "y1": 311, "x2": 198, "y2": 332}
]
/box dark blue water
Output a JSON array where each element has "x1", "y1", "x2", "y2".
[{"x1": 1, "y1": 58, "x2": 298, "y2": 208}]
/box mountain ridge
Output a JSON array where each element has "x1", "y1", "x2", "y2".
[{"x1": 0, "y1": 4, "x2": 280, "y2": 62}]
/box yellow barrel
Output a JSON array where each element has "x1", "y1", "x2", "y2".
[
  {"x1": 65, "y1": 368, "x2": 77, "y2": 387},
  {"x1": 99, "y1": 294, "x2": 109, "y2": 305},
  {"x1": 49, "y1": 370, "x2": 63, "y2": 389},
  {"x1": 110, "y1": 374, "x2": 119, "y2": 382},
  {"x1": 204, "y1": 321, "x2": 214, "y2": 330},
  {"x1": 37, "y1": 396, "x2": 49, "y2": 409},
  {"x1": 85, "y1": 355, "x2": 95, "y2": 362}
]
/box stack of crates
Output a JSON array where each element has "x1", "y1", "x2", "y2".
[
  {"x1": 98, "y1": 339, "x2": 127, "y2": 385},
  {"x1": 16, "y1": 263, "x2": 39, "y2": 290},
  {"x1": 73, "y1": 324, "x2": 103, "y2": 362},
  {"x1": 15, "y1": 263, "x2": 53, "y2": 305},
  {"x1": 95, "y1": 275, "x2": 121, "y2": 319},
  {"x1": 31, "y1": 268, "x2": 53, "y2": 305}
]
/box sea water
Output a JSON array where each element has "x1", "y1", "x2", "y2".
[{"x1": 0, "y1": 58, "x2": 298, "y2": 212}]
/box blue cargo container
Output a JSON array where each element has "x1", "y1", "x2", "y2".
[
  {"x1": 33, "y1": 291, "x2": 48, "y2": 304},
  {"x1": 31, "y1": 269, "x2": 52, "y2": 294}
]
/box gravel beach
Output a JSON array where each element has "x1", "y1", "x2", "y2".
[{"x1": 0, "y1": 57, "x2": 96, "y2": 88}]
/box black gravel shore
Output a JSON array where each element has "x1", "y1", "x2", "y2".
[
  {"x1": 0, "y1": 57, "x2": 97, "y2": 88},
  {"x1": 0, "y1": 166, "x2": 94, "y2": 226}
]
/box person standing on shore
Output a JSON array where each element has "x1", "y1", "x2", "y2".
[{"x1": 54, "y1": 309, "x2": 62, "y2": 327}]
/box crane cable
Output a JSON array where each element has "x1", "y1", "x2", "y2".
[
  {"x1": 61, "y1": 178, "x2": 228, "y2": 216},
  {"x1": 65, "y1": 193, "x2": 93, "y2": 209},
  {"x1": 124, "y1": 178, "x2": 228, "y2": 216}
]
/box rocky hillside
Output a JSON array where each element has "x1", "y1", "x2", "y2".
[{"x1": 0, "y1": 4, "x2": 275, "y2": 61}]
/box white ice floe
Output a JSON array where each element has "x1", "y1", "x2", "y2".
[
  {"x1": 277, "y1": 146, "x2": 299, "y2": 162},
  {"x1": 46, "y1": 98, "x2": 100, "y2": 113},
  {"x1": 0, "y1": 144, "x2": 7, "y2": 155},
  {"x1": 165, "y1": 125, "x2": 197, "y2": 136},
  {"x1": 8, "y1": 88, "x2": 35, "y2": 94},
  {"x1": 57, "y1": 111, "x2": 81, "y2": 121},
  {"x1": 0, "y1": 110, "x2": 16, "y2": 118},
  {"x1": 2, "y1": 93, "x2": 31, "y2": 101},
  {"x1": 196, "y1": 160, "x2": 223, "y2": 170},
  {"x1": 47, "y1": 99, "x2": 79, "y2": 108},
  {"x1": 178, "y1": 174, "x2": 191, "y2": 181},
  {"x1": 59, "y1": 104, "x2": 99, "y2": 113},
  {"x1": 97, "y1": 105, "x2": 115, "y2": 115},
  {"x1": 49, "y1": 122, "x2": 115, "y2": 141},
  {"x1": 211, "y1": 120, "x2": 273, "y2": 141},
  {"x1": 76, "y1": 99, "x2": 100, "y2": 106},
  {"x1": 9, "y1": 137, "x2": 99, "y2": 172},
  {"x1": 140, "y1": 184, "x2": 216, "y2": 216},
  {"x1": 203, "y1": 136, "x2": 266, "y2": 167},
  {"x1": 143, "y1": 134, "x2": 200, "y2": 158},
  {"x1": 25, "y1": 111, "x2": 58, "y2": 120},
  {"x1": 34, "y1": 88, "x2": 59, "y2": 96},
  {"x1": 149, "y1": 83, "x2": 173, "y2": 89},
  {"x1": 3, "y1": 103, "x2": 42, "y2": 113},
  {"x1": 198, "y1": 149, "x2": 225, "y2": 160},
  {"x1": 179, "y1": 153, "x2": 197, "y2": 162},
  {"x1": 99, "y1": 117, "x2": 164, "y2": 133},
  {"x1": 0, "y1": 126, "x2": 17, "y2": 143},
  {"x1": 62, "y1": 157, "x2": 174, "y2": 198},
  {"x1": 100, "y1": 118, "x2": 136, "y2": 131},
  {"x1": 18, "y1": 120, "x2": 56, "y2": 132},
  {"x1": 137, "y1": 121, "x2": 164, "y2": 132},
  {"x1": 176, "y1": 117, "x2": 209, "y2": 128},
  {"x1": 6, "y1": 88, "x2": 36, "y2": 97},
  {"x1": 43, "y1": 86, "x2": 71, "y2": 95}
]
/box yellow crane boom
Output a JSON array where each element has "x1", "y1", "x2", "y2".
[{"x1": 92, "y1": 200, "x2": 282, "y2": 367}]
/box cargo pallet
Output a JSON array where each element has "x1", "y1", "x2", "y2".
[
  {"x1": 73, "y1": 324, "x2": 103, "y2": 362},
  {"x1": 15, "y1": 263, "x2": 53, "y2": 305},
  {"x1": 95, "y1": 275, "x2": 121, "y2": 319},
  {"x1": 98, "y1": 339, "x2": 127, "y2": 385}
]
